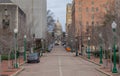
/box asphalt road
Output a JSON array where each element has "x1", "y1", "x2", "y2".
[{"x1": 18, "y1": 46, "x2": 107, "y2": 76}]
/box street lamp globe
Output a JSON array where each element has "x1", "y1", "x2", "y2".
[
  {"x1": 88, "y1": 37, "x2": 90, "y2": 40},
  {"x1": 75, "y1": 39, "x2": 77, "y2": 42},
  {"x1": 108, "y1": 47, "x2": 111, "y2": 50},
  {"x1": 14, "y1": 28, "x2": 18, "y2": 34},
  {"x1": 99, "y1": 33, "x2": 102, "y2": 38},
  {"x1": 66, "y1": 34, "x2": 68, "y2": 37},
  {"x1": 41, "y1": 39, "x2": 44, "y2": 42},
  {"x1": 111, "y1": 21, "x2": 117, "y2": 31},
  {"x1": 5, "y1": 9, "x2": 8, "y2": 16},
  {"x1": 24, "y1": 35, "x2": 27, "y2": 38}
]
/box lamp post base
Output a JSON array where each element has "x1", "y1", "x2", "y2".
[
  {"x1": 99, "y1": 60, "x2": 103, "y2": 64},
  {"x1": 88, "y1": 57, "x2": 90, "y2": 59},
  {"x1": 112, "y1": 67, "x2": 118, "y2": 73},
  {"x1": 76, "y1": 51, "x2": 78, "y2": 56},
  {"x1": 14, "y1": 63, "x2": 19, "y2": 68}
]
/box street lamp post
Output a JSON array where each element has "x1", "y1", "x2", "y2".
[
  {"x1": 75, "y1": 39, "x2": 78, "y2": 56},
  {"x1": 99, "y1": 33, "x2": 103, "y2": 64},
  {"x1": 88, "y1": 37, "x2": 90, "y2": 59},
  {"x1": 41, "y1": 39, "x2": 44, "y2": 56},
  {"x1": 14, "y1": 28, "x2": 18, "y2": 68},
  {"x1": 65, "y1": 34, "x2": 68, "y2": 46},
  {"x1": 24, "y1": 35, "x2": 27, "y2": 62},
  {"x1": 0, "y1": 53, "x2": 1, "y2": 76},
  {"x1": 111, "y1": 21, "x2": 118, "y2": 73},
  {"x1": 71, "y1": 40, "x2": 73, "y2": 52}
]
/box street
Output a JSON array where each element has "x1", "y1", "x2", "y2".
[{"x1": 18, "y1": 46, "x2": 107, "y2": 76}]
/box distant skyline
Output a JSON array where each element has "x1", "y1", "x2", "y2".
[{"x1": 47, "y1": 0, "x2": 72, "y2": 32}]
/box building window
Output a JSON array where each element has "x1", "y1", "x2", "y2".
[
  {"x1": 2, "y1": 9, "x2": 10, "y2": 29},
  {"x1": 92, "y1": 1, "x2": 94, "y2": 5},
  {"x1": 68, "y1": 9, "x2": 71, "y2": 12},
  {"x1": 79, "y1": 8, "x2": 82, "y2": 12},
  {"x1": 92, "y1": 7, "x2": 94, "y2": 12},
  {"x1": 92, "y1": 21, "x2": 94, "y2": 25},
  {"x1": 91, "y1": 15, "x2": 94, "y2": 19},
  {"x1": 79, "y1": 1, "x2": 81, "y2": 5},
  {"x1": 96, "y1": 7, "x2": 99, "y2": 12},
  {"x1": 86, "y1": 7, "x2": 89, "y2": 12},
  {"x1": 86, "y1": 21, "x2": 89, "y2": 26},
  {"x1": 79, "y1": 15, "x2": 82, "y2": 19}
]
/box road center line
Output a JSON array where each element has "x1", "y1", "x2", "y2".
[{"x1": 58, "y1": 56, "x2": 63, "y2": 76}]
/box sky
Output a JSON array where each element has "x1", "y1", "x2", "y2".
[{"x1": 47, "y1": 0, "x2": 72, "y2": 32}]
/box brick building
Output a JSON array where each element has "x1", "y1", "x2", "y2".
[
  {"x1": 66, "y1": 3, "x2": 72, "y2": 34},
  {"x1": 115, "y1": 0, "x2": 120, "y2": 21},
  {"x1": 72, "y1": 0, "x2": 111, "y2": 36},
  {"x1": 71, "y1": 0, "x2": 112, "y2": 54}
]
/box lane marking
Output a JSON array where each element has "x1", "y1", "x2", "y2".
[{"x1": 58, "y1": 56, "x2": 63, "y2": 76}]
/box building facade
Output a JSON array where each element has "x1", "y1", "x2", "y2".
[
  {"x1": 66, "y1": 3, "x2": 72, "y2": 34},
  {"x1": 0, "y1": 1, "x2": 26, "y2": 53},
  {"x1": 11, "y1": 0, "x2": 47, "y2": 39},
  {"x1": 72, "y1": 0, "x2": 111, "y2": 37},
  {"x1": 115, "y1": 0, "x2": 120, "y2": 20},
  {"x1": 54, "y1": 20, "x2": 62, "y2": 38},
  {"x1": 71, "y1": 0, "x2": 112, "y2": 54}
]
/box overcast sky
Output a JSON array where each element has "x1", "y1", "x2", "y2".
[{"x1": 47, "y1": 0, "x2": 72, "y2": 32}]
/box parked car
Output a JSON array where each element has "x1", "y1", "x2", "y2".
[
  {"x1": 27, "y1": 53, "x2": 40, "y2": 63},
  {"x1": 48, "y1": 44, "x2": 53, "y2": 52}
]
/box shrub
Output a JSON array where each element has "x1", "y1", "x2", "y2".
[
  {"x1": 1, "y1": 54, "x2": 15, "y2": 60},
  {"x1": 92, "y1": 51, "x2": 100, "y2": 58}
]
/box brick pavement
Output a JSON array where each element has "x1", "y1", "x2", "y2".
[{"x1": 1, "y1": 57, "x2": 24, "y2": 76}]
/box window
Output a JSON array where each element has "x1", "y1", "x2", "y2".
[
  {"x1": 79, "y1": 15, "x2": 82, "y2": 19},
  {"x1": 86, "y1": 21, "x2": 89, "y2": 25},
  {"x1": 79, "y1": 8, "x2": 82, "y2": 12},
  {"x1": 96, "y1": 7, "x2": 99, "y2": 12},
  {"x1": 92, "y1": 21, "x2": 94, "y2": 25},
  {"x1": 2, "y1": 9, "x2": 10, "y2": 29},
  {"x1": 68, "y1": 10, "x2": 71, "y2": 13},
  {"x1": 92, "y1": 7, "x2": 94, "y2": 12},
  {"x1": 91, "y1": 1, "x2": 94, "y2": 5},
  {"x1": 91, "y1": 15, "x2": 94, "y2": 19},
  {"x1": 86, "y1": 7, "x2": 89, "y2": 12},
  {"x1": 68, "y1": 19, "x2": 71, "y2": 22},
  {"x1": 79, "y1": 1, "x2": 81, "y2": 5}
]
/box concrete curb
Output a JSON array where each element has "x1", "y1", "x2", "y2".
[
  {"x1": 80, "y1": 56, "x2": 120, "y2": 76},
  {"x1": 80, "y1": 56, "x2": 101, "y2": 66},
  {"x1": 19, "y1": 61, "x2": 26, "y2": 66},
  {"x1": 10, "y1": 61, "x2": 26, "y2": 76},
  {"x1": 10, "y1": 67, "x2": 25, "y2": 76},
  {"x1": 96, "y1": 68, "x2": 113, "y2": 76}
]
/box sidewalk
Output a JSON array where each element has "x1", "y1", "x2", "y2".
[
  {"x1": 80, "y1": 55, "x2": 120, "y2": 76},
  {"x1": 1, "y1": 57, "x2": 25, "y2": 76}
]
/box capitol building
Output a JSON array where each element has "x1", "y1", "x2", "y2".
[
  {"x1": 54, "y1": 19, "x2": 62, "y2": 43},
  {"x1": 55, "y1": 19, "x2": 62, "y2": 36}
]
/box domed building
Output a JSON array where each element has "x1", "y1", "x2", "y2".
[
  {"x1": 54, "y1": 19, "x2": 62, "y2": 37},
  {"x1": 54, "y1": 19, "x2": 62, "y2": 44}
]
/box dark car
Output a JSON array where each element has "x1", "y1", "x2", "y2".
[
  {"x1": 48, "y1": 44, "x2": 53, "y2": 52},
  {"x1": 27, "y1": 53, "x2": 40, "y2": 63}
]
